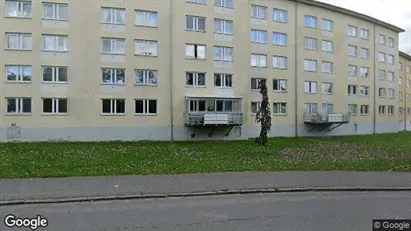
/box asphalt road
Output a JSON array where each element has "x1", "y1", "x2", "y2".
[{"x1": 1, "y1": 192, "x2": 411, "y2": 231}]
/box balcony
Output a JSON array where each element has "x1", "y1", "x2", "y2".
[
  {"x1": 303, "y1": 112, "x2": 351, "y2": 132},
  {"x1": 184, "y1": 112, "x2": 243, "y2": 126}
]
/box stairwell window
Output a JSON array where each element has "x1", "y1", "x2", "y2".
[
  {"x1": 250, "y1": 29, "x2": 267, "y2": 44},
  {"x1": 6, "y1": 33, "x2": 32, "y2": 50},
  {"x1": 135, "y1": 99, "x2": 157, "y2": 115},
  {"x1": 378, "y1": 105, "x2": 386, "y2": 115},
  {"x1": 135, "y1": 40, "x2": 158, "y2": 56},
  {"x1": 43, "y1": 35, "x2": 68, "y2": 52},
  {"x1": 379, "y1": 88, "x2": 386, "y2": 98},
  {"x1": 101, "y1": 99, "x2": 125, "y2": 115},
  {"x1": 348, "y1": 85, "x2": 357, "y2": 95},
  {"x1": 214, "y1": 46, "x2": 233, "y2": 62},
  {"x1": 348, "y1": 65, "x2": 357, "y2": 77},
  {"x1": 6, "y1": 98, "x2": 31, "y2": 114},
  {"x1": 101, "y1": 68, "x2": 125, "y2": 84},
  {"x1": 185, "y1": 44, "x2": 206, "y2": 60},
  {"x1": 304, "y1": 81, "x2": 317, "y2": 94},
  {"x1": 251, "y1": 54, "x2": 267, "y2": 67},
  {"x1": 360, "y1": 48, "x2": 369, "y2": 59},
  {"x1": 273, "y1": 79, "x2": 287, "y2": 92},
  {"x1": 101, "y1": 7, "x2": 126, "y2": 25},
  {"x1": 360, "y1": 105, "x2": 369, "y2": 115},
  {"x1": 135, "y1": 10, "x2": 158, "y2": 27},
  {"x1": 251, "y1": 5, "x2": 267, "y2": 20},
  {"x1": 42, "y1": 66, "x2": 67, "y2": 83},
  {"x1": 348, "y1": 45, "x2": 357, "y2": 57},
  {"x1": 321, "y1": 61, "x2": 333, "y2": 74},
  {"x1": 273, "y1": 8, "x2": 287, "y2": 23},
  {"x1": 360, "y1": 67, "x2": 369, "y2": 78},
  {"x1": 273, "y1": 103, "x2": 287, "y2": 115},
  {"x1": 215, "y1": 0, "x2": 233, "y2": 8},
  {"x1": 186, "y1": 72, "x2": 205, "y2": 87},
  {"x1": 186, "y1": 15, "x2": 206, "y2": 32},
  {"x1": 348, "y1": 25, "x2": 357, "y2": 37},
  {"x1": 322, "y1": 82, "x2": 333, "y2": 94},
  {"x1": 6, "y1": 0, "x2": 32, "y2": 18},
  {"x1": 101, "y1": 38, "x2": 125, "y2": 55},
  {"x1": 135, "y1": 69, "x2": 158, "y2": 85},
  {"x1": 214, "y1": 73, "x2": 232, "y2": 87},
  {"x1": 304, "y1": 15, "x2": 317, "y2": 28},
  {"x1": 272, "y1": 32, "x2": 287, "y2": 46},
  {"x1": 304, "y1": 59, "x2": 317, "y2": 72},
  {"x1": 348, "y1": 104, "x2": 357, "y2": 115},
  {"x1": 272, "y1": 56, "x2": 287, "y2": 69},
  {"x1": 43, "y1": 3, "x2": 68, "y2": 21},
  {"x1": 360, "y1": 86, "x2": 369, "y2": 96},
  {"x1": 214, "y1": 19, "x2": 233, "y2": 35},
  {"x1": 42, "y1": 98, "x2": 67, "y2": 114},
  {"x1": 6, "y1": 65, "x2": 32, "y2": 82}
]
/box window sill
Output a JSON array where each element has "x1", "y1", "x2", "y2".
[
  {"x1": 101, "y1": 22, "x2": 126, "y2": 26},
  {"x1": 4, "y1": 16, "x2": 32, "y2": 19},
  {"x1": 5, "y1": 81, "x2": 31, "y2": 84},
  {"x1": 304, "y1": 70, "x2": 318, "y2": 73},
  {"x1": 185, "y1": 85, "x2": 206, "y2": 88},
  {"x1": 348, "y1": 35, "x2": 357, "y2": 38},
  {"x1": 251, "y1": 41, "x2": 267, "y2": 45},
  {"x1": 42, "y1": 81, "x2": 67, "y2": 84},
  {"x1": 304, "y1": 48, "x2": 318, "y2": 51},
  {"x1": 273, "y1": 20, "x2": 287, "y2": 24},
  {"x1": 186, "y1": 57, "x2": 206, "y2": 61},
  {"x1": 185, "y1": 29, "x2": 206, "y2": 33},
  {"x1": 135, "y1": 113, "x2": 157, "y2": 116},
  {"x1": 214, "y1": 5, "x2": 233, "y2": 9},
  {"x1": 41, "y1": 113, "x2": 68, "y2": 116},
  {"x1": 42, "y1": 50, "x2": 68, "y2": 53},
  {"x1": 360, "y1": 95, "x2": 369, "y2": 97},
  {"x1": 134, "y1": 84, "x2": 158, "y2": 87},
  {"x1": 251, "y1": 66, "x2": 267, "y2": 68},
  {"x1": 214, "y1": 32, "x2": 233, "y2": 36},
  {"x1": 135, "y1": 24, "x2": 158, "y2": 28},
  {"x1": 348, "y1": 94, "x2": 357, "y2": 96},
  {"x1": 322, "y1": 72, "x2": 333, "y2": 74},
  {"x1": 101, "y1": 83, "x2": 126, "y2": 86},
  {"x1": 272, "y1": 44, "x2": 288, "y2": 47},
  {"x1": 360, "y1": 38, "x2": 369, "y2": 41},
  {"x1": 323, "y1": 93, "x2": 333, "y2": 95},
  {"x1": 348, "y1": 55, "x2": 357, "y2": 58},
  {"x1": 186, "y1": 1, "x2": 206, "y2": 5},
  {"x1": 322, "y1": 30, "x2": 334, "y2": 33},
  {"x1": 273, "y1": 67, "x2": 288, "y2": 70},
  {"x1": 101, "y1": 113, "x2": 126, "y2": 116},
  {"x1": 42, "y1": 18, "x2": 68, "y2": 22},
  {"x1": 215, "y1": 86, "x2": 233, "y2": 89},
  {"x1": 251, "y1": 17, "x2": 268, "y2": 20},
  {"x1": 5, "y1": 113, "x2": 32, "y2": 116},
  {"x1": 134, "y1": 54, "x2": 158, "y2": 57},
  {"x1": 251, "y1": 89, "x2": 259, "y2": 92},
  {"x1": 322, "y1": 51, "x2": 333, "y2": 54},
  {"x1": 305, "y1": 92, "x2": 318, "y2": 95},
  {"x1": 214, "y1": 60, "x2": 233, "y2": 63},
  {"x1": 273, "y1": 113, "x2": 287, "y2": 116},
  {"x1": 5, "y1": 48, "x2": 32, "y2": 52},
  {"x1": 102, "y1": 53, "x2": 125, "y2": 56},
  {"x1": 273, "y1": 90, "x2": 287, "y2": 93},
  {"x1": 360, "y1": 114, "x2": 369, "y2": 116},
  {"x1": 350, "y1": 113, "x2": 357, "y2": 116}
]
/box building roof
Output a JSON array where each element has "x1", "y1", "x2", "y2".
[
  {"x1": 294, "y1": 0, "x2": 405, "y2": 33},
  {"x1": 400, "y1": 51, "x2": 411, "y2": 60}
]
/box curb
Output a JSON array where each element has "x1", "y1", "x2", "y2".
[{"x1": 2, "y1": 187, "x2": 411, "y2": 206}]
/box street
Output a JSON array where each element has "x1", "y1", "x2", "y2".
[{"x1": 1, "y1": 192, "x2": 411, "y2": 231}]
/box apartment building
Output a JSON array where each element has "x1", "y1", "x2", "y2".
[
  {"x1": 399, "y1": 52, "x2": 411, "y2": 131},
  {"x1": 0, "y1": 0, "x2": 406, "y2": 141}
]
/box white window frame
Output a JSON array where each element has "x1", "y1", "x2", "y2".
[
  {"x1": 360, "y1": 105, "x2": 369, "y2": 115},
  {"x1": 214, "y1": 0, "x2": 233, "y2": 8},
  {"x1": 185, "y1": 15, "x2": 206, "y2": 32},
  {"x1": 378, "y1": 105, "x2": 386, "y2": 115},
  {"x1": 185, "y1": 44, "x2": 206, "y2": 60},
  {"x1": 214, "y1": 46, "x2": 233, "y2": 62},
  {"x1": 135, "y1": 10, "x2": 158, "y2": 27},
  {"x1": 273, "y1": 8, "x2": 287, "y2": 23},
  {"x1": 101, "y1": 68, "x2": 126, "y2": 85},
  {"x1": 101, "y1": 7, "x2": 126, "y2": 25},
  {"x1": 348, "y1": 45, "x2": 357, "y2": 57},
  {"x1": 348, "y1": 25, "x2": 357, "y2": 37},
  {"x1": 304, "y1": 59, "x2": 317, "y2": 72},
  {"x1": 304, "y1": 37, "x2": 317, "y2": 50},
  {"x1": 6, "y1": 33, "x2": 32, "y2": 50},
  {"x1": 43, "y1": 3, "x2": 68, "y2": 21},
  {"x1": 387, "y1": 55, "x2": 394, "y2": 65},
  {"x1": 360, "y1": 28, "x2": 369, "y2": 40},
  {"x1": 42, "y1": 98, "x2": 67, "y2": 114},
  {"x1": 378, "y1": 34, "x2": 386, "y2": 45},
  {"x1": 135, "y1": 69, "x2": 158, "y2": 85},
  {"x1": 379, "y1": 70, "x2": 386, "y2": 80},
  {"x1": 348, "y1": 65, "x2": 357, "y2": 76},
  {"x1": 6, "y1": 0, "x2": 32, "y2": 18},
  {"x1": 186, "y1": 72, "x2": 206, "y2": 87},
  {"x1": 322, "y1": 82, "x2": 333, "y2": 94},
  {"x1": 101, "y1": 99, "x2": 126, "y2": 115},
  {"x1": 360, "y1": 48, "x2": 369, "y2": 59},
  {"x1": 273, "y1": 79, "x2": 287, "y2": 92},
  {"x1": 348, "y1": 104, "x2": 357, "y2": 115},
  {"x1": 388, "y1": 106, "x2": 394, "y2": 115},
  {"x1": 251, "y1": 78, "x2": 265, "y2": 90},
  {"x1": 5, "y1": 65, "x2": 32, "y2": 82},
  {"x1": 214, "y1": 19, "x2": 233, "y2": 35},
  {"x1": 399, "y1": 77, "x2": 403, "y2": 85},
  {"x1": 251, "y1": 5, "x2": 267, "y2": 20},
  {"x1": 272, "y1": 32, "x2": 287, "y2": 46},
  {"x1": 388, "y1": 72, "x2": 395, "y2": 82},
  {"x1": 42, "y1": 66, "x2": 68, "y2": 83},
  {"x1": 250, "y1": 29, "x2": 267, "y2": 44},
  {"x1": 322, "y1": 40, "x2": 333, "y2": 53},
  {"x1": 399, "y1": 107, "x2": 404, "y2": 116},
  {"x1": 378, "y1": 52, "x2": 386, "y2": 62},
  {"x1": 321, "y1": 61, "x2": 333, "y2": 74},
  {"x1": 251, "y1": 102, "x2": 261, "y2": 115},
  {"x1": 388, "y1": 37, "x2": 394, "y2": 48},
  {"x1": 348, "y1": 85, "x2": 357, "y2": 95},
  {"x1": 360, "y1": 86, "x2": 369, "y2": 96},
  {"x1": 6, "y1": 97, "x2": 31, "y2": 115},
  {"x1": 304, "y1": 15, "x2": 317, "y2": 28},
  {"x1": 135, "y1": 99, "x2": 157, "y2": 115},
  {"x1": 304, "y1": 81, "x2": 317, "y2": 94},
  {"x1": 272, "y1": 56, "x2": 287, "y2": 69},
  {"x1": 360, "y1": 67, "x2": 369, "y2": 78},
  {"x1": 135, "y1": 40, "x2": 158, "y2": 56},
  {"x1": 42, "y1": 34, "x2": 68, "y2": 52},
  {"x1": 273, "y1": 102, "x2": 287, "y2": 115},
  {"x1": 214, "y1": 73, "x2": 233, "y2": 88},
  {"x1": 322, "y1": 19, "x2": 333, "y2": 32},
  {"x1": 399, "y1": 92, "x2": 404, "y2": 101},
  {"x1": 304, "y1": 103, "x2": 318, "y2": 114},
  {"x1": 388, "y1": 88, "x2": 395, "y2": 99},
  {"x1": 251, "y1": 54, "x2": 267, "y2": 67},
  {"x1": 101, "y1": 38, "x2": 125, "y2": 55},
  {"x1": 322, "y1": 103, "x2": 334, "y2": 114}
]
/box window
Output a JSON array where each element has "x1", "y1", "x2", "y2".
[
  {"x1": 250, "y1": 54, "x2": 267, "y2": 67},
  {"x1": 388, "y1": 106, "x2": 394, "y2": 115},
  {"x1": 387, "y1": 55, "x2": 394, "y2": 65},
  {"x1": 360, "y1": 67, "x2": 369, "y2": 78},
  {"x1": 186, "y1": 15, "x2": 206, "y2": 31},
  {"x1": 42, "y1": 66, "x2": 67, "y2": 82},
  {"x1": 322, "y1": 40, "x2": 333, "y2": 53},
  {"x1": 6, "y1": 0, "x2": 32, "y2": 18},
  {"x1": 399, "y1": 92, "x2": 404, "y2": 101},
  {"x1": 378, "y1": 52, "x2": 385, "y2": 62},
  {"x1": 348, "y1": 65, "x2": 357, "y2": 76},
  {"x1": 348, "y1": 25, "x2": 357, "y2": 37},
  {"x1": 408, "y1": 107, "x2": 411, "y2": 115},
  {"x1": 251, "y1": 102, "x2": 261, "y2": 114},
  {"x1": 186, "y1": 0, "x2": 206, "y2": 4},
  {"x1": 135, "y1": 99, "x2": 157, "y2": 115},
  {"x1": 135, "y1": 10, "x2": 158, "y2": 27},
  {"x1": 304, "y1": 59, "x2": 317, "y2": 72},
  {"x1": 408, "y1": 79, "x2": 411, "y2": 88},
  {"x1": 388, "y1": 72, "x2": 394, "y2": 82},
  {"x1": 6, "y1": 33, "x2": 32, "y2": 50},
  {"x1": 360, "y1": 29, "x2": 369, "y2": 40},
  {"x1": 251, "y1": 78, "x2": 264, "y2": 90},
  {"x1": 379, "y1": 70, "x2": 386, "y2": 80},
  {"x1": 321, "y1": 61, "x2": 333, "y2": 73},
  {"x1": 304, "y1": 81, "x2": 317, "y2": 93},
  {"x1": 360, "y1": 86, "x2": 369, "y2": 96},
  {"x1": 407, "y1": 65, "x2": 410, "y2": 73},
  {"x1": 188, "y1": 100, "x2": 207, "y2": 112},
  {"x1": 273, "y1": 79, "x2": 287, "y2": 92},
  {"x1": 42, "y1": 34, "x2": 68, "y2": 52},
  {"x1": 273, "y1": 8, "x2": 287, "y2": 23},
  {"x1": 101, "y1": 38, "x2": 125, "y2": 55},
  {"x1": 214, "y1": 73, "x2": 232, "y2": 87},
  {"x1": 378, "y1": 34, "x2": 385, "y2": 45},
  {"x1": 360, "y1": 105, "x2": 369, "y2": 115},
  {"x1": 135, "y1": 40, "x2": 158, "y2": 56},
  {"x1": 388, "y1": 88, "x2": 395, "y2": 99},
  {"x1": 408, "y1": 93, "x2": 411, "y2": 101},
  {"x1": 322, "y1": 104, "x2": 334, "y2": 114},
  {"x1": 322, "y1": 19, "x2": 333, "y2": 32},
  {"x1": 399, "y1": 77, "x2": 403, "y2": 85},
  {"x1": 101, "y1": 99, "x2": 125, "y2": 114},
  {"x1": 101, "y1": 7, "x2": 126, "y2": 24},
  {"x1": 400, "y1": 62, "x2": 403, "y2": 71},
  {"x1": 250, "y1": 29, "x2": 267, "y2": 43},
  {"x1": 304, "y1": 103, "x2": 318, "y2": 114},
  {"x1": 348, "y1": 45, "x2": 357, "y2": 57},
  {"x1": 348, "y1": 85, "x2": 357, "y2": 95},
  {"x1": 101, "y1": 68, "x2": 125, "y2": 84},
  {"x1": 185, "y1": 44, "x2": 206, "y2": 59},
  {"x1": 214, "y1": 46, "x2": 233, "y2": 62},
  {"x1": 6, "y1": 65, "x2": 31, "y2": 82},
  {"x1": 378, "y1": 105, "x2": 386, "y2": 115},
  {"x1": 388, "y1": 37, "x2": 394, "y2": 48},
  {"x1": 6, "y1": 98, "x2": 31, "y2": 114},
  {"x1": 135, "y1": 69, "x2": 158, "y2": 85},
  {"x1": 304, "y1": 15, "x2": 317, "y2": 28},
  {"x1": 272, "y1": 56, "x2": 287, "y2": 69},
  {"x1": 322, "y1": 82, "x2": 333, "y2": 94},
  {"x1": 214, "y1": 0, "x2": 233, "y2": 8},
  {"x1": 304, "y1": 37, "x2": 317, "y2": 50},
  {"x1": 251, "y1": 5, "x2": 267, "y2": 20},
  {"x1": 273, "y1": 103, "x2": 287, "y2": 115},
  {"x1": 378, "y1": 88, "x2": 386, "y2": 98},
  {"x1": 43, "y1": 3, "x2": 68, "y2": 20},
  {"x1": 42, "y1": 98, "x2": 67, "y2": 114},
  {"x1": 214, "y1": 19, "x2": 233, "y2": 35},
  {"x1": 399, "y1": 107, "x2": 404, "y2": 115},
  {"x1": 272, "y1": 32, "x2": 287, "y2": 46},
  {"x1": 186, "y1": 72, "x2": 205, "y2": 87},
  {"x1": 360, "y1": 48, "x2": 369, "y2": 59},
  {"x1": 348, "y1": 104, "x2": 357, "y2": 115}
]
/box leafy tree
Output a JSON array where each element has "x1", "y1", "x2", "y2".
[{"x1": 255, "y1": 79, "x2": 272, "y2": 146}]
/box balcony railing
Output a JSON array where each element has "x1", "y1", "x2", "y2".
[
  {"x1": 184, "y1": 112, "x2": 244, "y2": 126},
  {"x1": 303, "y1": 112, "x2": 351, "y2": 124}
]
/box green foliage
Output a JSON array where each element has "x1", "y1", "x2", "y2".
[{"x1": 255, "y1": 79, "x2": 272, "y2": 146}]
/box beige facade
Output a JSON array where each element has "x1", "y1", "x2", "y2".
[
  {"x1": 0, "y1": 0, "x2": 406, "y2": 141},
  {"x1": 399, "y1": 52, "x2": 411, "y2": 131}
]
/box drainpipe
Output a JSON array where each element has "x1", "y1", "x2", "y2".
[
  {"x1": 373, "y1": 24, "x2": 376, "y2": 134},
  {"x1": 294, "y1": 0, "x2": 299, "y2": 137},
  {"x1": 405, "y1": 60, "x2": 408, "y2": 132},
  {"x1": 169, "y1": 0, "x2": 174, "y2": 141}
]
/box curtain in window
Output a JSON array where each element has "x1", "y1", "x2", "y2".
[
  {"x1": 57, "y1": 36, "x2": 67, "y2": 51},
  {"x1": 6, "y1": 2, "x2": 18, "y2": 17},
  {"x1": 115, "y1": 40, "x2": 125, "y2": 54},
  {"x1": 250, "y1": 55, "x2": 257, "y2": 66},
  {"x1": 148, "y1": 71, "x2": 157, "y2": 84},
  {"x1": 214, "y1": 20, "x2": 222, "y2": 33},
  {"x1": 214, "y1": 47, "x2": 221, "y2": 60},
  {"x1": 102, "y1": 9, "x2": 111, "y2": 23},
  {"x1": 6, "y1": 34, "x2": 18, "y2": 49},
  {"x1": 116, "y1": 10, "x2": 125, "y2": 24},
  {"x1": 225, "y1": 21, "x2": 232, "y2": 34},
  {"x1": 59, "y1": 5, "x2": 68, "y2": 20},
  {"x1": 224, "y1": 48, "x2": 232, "y2": 61},
  {"x1": 22, "y1": 35, "x2": 31, "y2": 50},
  {"x1": 135, "y1": 71, "x2": 144, "y2": 84},
  {"x1": 43, "y1": 36, "x2": 54, "y2": 51},
  {"x1": 279, "y1": 81, "x2": 286, "y2": 91},
  {"x1": 102, "y1": 40, "x2": 111, "y2": 53},
  {"x1": 115, "y1": 70, "x2": 125, "y2": 84},
  {"x1": 22, "y1": 2, "x2": 32, "y2": 17},
  {"x1": 44, "y1": 4, "x2": 54, "y2": 19}
]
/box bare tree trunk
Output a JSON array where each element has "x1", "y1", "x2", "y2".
[{"x1": 255, "y1": 79, "x2": 272, "y2": 146}]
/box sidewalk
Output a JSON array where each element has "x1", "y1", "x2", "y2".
[{"x1": 2, "y1": 171, "x2": 411, "y2": 205}]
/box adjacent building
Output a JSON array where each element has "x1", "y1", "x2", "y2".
[
  {"x1": 0, "y1": 0, "x2": 407, "y2": 141},
  {"x1": 399, "y1": 52, "x2": 411, "y2": 131}
]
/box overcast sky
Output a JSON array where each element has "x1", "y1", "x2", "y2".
[{"x1": 316, "y1": 0, "x2": 411, "y2": 54}]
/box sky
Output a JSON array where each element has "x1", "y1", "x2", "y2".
[{"x1": 316, "y1": 0, "x2": 411, "y2": 54}]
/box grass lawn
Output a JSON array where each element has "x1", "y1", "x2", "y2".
[{"x1": 1, "y1": 132, "x2": 411, "y2": 179}]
